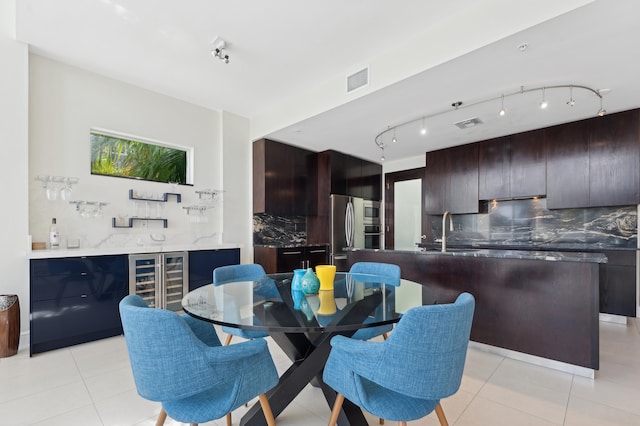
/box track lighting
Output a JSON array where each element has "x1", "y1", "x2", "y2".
[
  {"x1": 420, "y1": 117, "x2": 427, "y2": 135},
  {"x1": 598, "y1": 97, "x2": 607, "y2": 116},
  {"x1": 567, "y1": 85, "x2": 575, "y2": 107},
  {"x1": 499, "y1": 94, "x2": 506, "y2": 116},
  {"x1": 374, "y1": 83, "x2": 605, "y2": 160},
  {"x1": 211, "y1": 37, "x2": 230, "y2": 64},
  {"x1": 540, "y1": 87, "x2": 548, "y2": 109}
]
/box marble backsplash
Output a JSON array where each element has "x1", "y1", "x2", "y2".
[
  {"x1": 253, "y1": 213, "x2": 307, "y2": 246},
  {"x1": 429, "y1": 198, "x2": 637, "y2": 248}
]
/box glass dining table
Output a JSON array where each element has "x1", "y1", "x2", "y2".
[{"x1": 182, "y1": 271, "x2": 433, "y2": 426}]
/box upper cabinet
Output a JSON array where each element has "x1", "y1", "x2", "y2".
[
  {"x1": 309, "y1": 150, "x2": 382, "y2": 209},
  {"x1": 479, "y1": 130, "x2": 546, "y2": 200},
  {"x1": 253, "y1": 139, "x2": 314, "y2": 216},
  {"x1": 424, "y1": 144, "x2": 479, "y2": 214},
  {"x1": 546, "y1": 109, "x2": 640, "y2": 209}
]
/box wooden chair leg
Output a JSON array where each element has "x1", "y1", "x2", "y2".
[
  {"x1": 328, "y1": 393, "x2": 345, "y2": 426},
  {"x1": 382, "y1": 333, "x2": 388, "y2": 340},
  {"x1": 398, "y1": 422, "x2": 407, "y2": 426},
  {"x1": 379, "y1": 417, "x2": 385, "y2": 424},
  {"x1": 259, "y1": 393, "x2": 276, "y2": 426},
  {"x1": 155, "y1": 409, "x2": 167, "y2": 426},
  {"x1": 435, "y1": 402, "x2": 449, "y2": 426},
  {"x1": 224, "y1": 334, "x2": 233, "y2": 346},
  {"x1": 226, "y1": 412, "x2": 232, "y2": 426}
]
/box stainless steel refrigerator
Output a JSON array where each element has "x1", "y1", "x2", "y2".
[{"x1": 330, "y1": 194, "x2": 381, "y2": 271}]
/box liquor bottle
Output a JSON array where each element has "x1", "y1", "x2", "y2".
[{"x1": 49, "y1": 218, "x2": 60, "y2": 249}]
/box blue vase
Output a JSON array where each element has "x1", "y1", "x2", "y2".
[
  {"x1": 292, "y1": 269, "x2": 305, "y2": 292},
  {"x1": 300, "y1": 268, "x2": 320, "y2": 294},
  {"x1": 292, "y1": 289, "x2": 305, "y2": 310}
]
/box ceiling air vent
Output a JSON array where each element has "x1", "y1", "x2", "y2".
[
  {"x1": 454, "y1": 117, "x2": 483, "y2": 129},
  {"x1": 347, "y1": 67, "x2": 369, "y2": 93}
]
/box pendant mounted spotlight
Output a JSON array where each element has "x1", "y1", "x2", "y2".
[
  {"x1": 374, "y1": 83, "x2": 606, "y2": 160},
  {"x1": 211, "y1": 37, "x2": 230, "y2": 64},
  {"x1": 567, "y1": 85, "x2": 576, "y2": 107},
  {"x1": 539, "y1": 87, "x2": 548, "y2": 109},
  {"x1": 499, "y1": 94, "x2": 506, "y2": 116}
]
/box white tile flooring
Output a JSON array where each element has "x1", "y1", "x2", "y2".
[{"x1": 1, "y1": 318, "x2": 639, "y2": 426}]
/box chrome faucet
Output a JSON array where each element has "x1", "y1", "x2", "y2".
[{"x1": 441, "y1": 211, "x2": 454, "y2": 252}]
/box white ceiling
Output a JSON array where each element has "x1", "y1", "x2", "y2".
[{"x1": 15, "y1": 0, "x2": 640, "y2": 163}]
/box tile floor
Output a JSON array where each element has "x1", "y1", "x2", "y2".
[{"x1": 1, "y1": 318, "x2": 639, "y2": 426}]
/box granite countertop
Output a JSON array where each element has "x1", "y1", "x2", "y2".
[
  {"x1": 350, "y1": 247, "x2": 608, "y2": 263},
  {"x1": 417, "y1": 242, "x2": 639, "y2": 252},
  {"x1": 254, "y1": 243, "x2": 330, "y2": 248}
]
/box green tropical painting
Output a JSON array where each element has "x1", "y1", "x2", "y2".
[{"x1": 90, "y1": 132, "x2": 188, "y2": 184}]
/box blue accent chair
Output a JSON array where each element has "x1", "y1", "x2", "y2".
[
  {"x1": 349, "y1": 262, "x2": 401, "y2": 341},
  {"x1": 213, "y1": 263, "x2": 270, "y2": 345},
  {"x1": 323, "y1": 292, "x2": 475, "y2": 426},
  {"x1": 119, "y1": 295, "x2": 278, "y2": 426}
]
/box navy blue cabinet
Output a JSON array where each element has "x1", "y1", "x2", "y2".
[
  {"x1": 188, "y1": 248, "x2": 240, "y2": 290},
  {"x1": 30, "y1": 255, "x2": 128, "y2": 355}
]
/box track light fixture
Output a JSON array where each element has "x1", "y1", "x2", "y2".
[
  {"x1": 420, "y1": 117, "x2": 427, "y2": 135},
  {"x1": 374, "y1": 83, "x2": 605, "y2": 158},
  {"x1": 539, "y1": 87, "x2": 548, "y2": 109},
  {"x1": 499, "y1": 94, "x2": 506, "y2": 116},
  {"x1": 567, "y1": 85, "x2": 576, "y2": 107},
  {"x1": 211, "y1": 37, "x2": 230, "y2": 64}
]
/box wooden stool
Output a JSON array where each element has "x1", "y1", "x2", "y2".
[{"x1": 0, "y1": 295, "x2": 20, "y2": 357}]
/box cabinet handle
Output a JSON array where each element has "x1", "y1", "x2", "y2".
[
  {"x1": 308, "y1": 249, "x2": 326, "y2": 254},
  {"x1": 282, "y1": 251, "x2": 302, "y2": 255},
  {"x1": 80, "y1": 272, "x2": 87, "y2": 276}
]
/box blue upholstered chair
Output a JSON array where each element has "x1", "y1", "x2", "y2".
[
  {"x1": 349, "y1": 262, "x2": 401, "y2": 341},
  {"x1": 323, "y1": 292, "x2": 475, "y2": 426},
  {"x1": 119, "y1": 295, "x2": 278, "y2": 426},
  {"x1": 213, "y1": 263, "x2": 269, "y2": 345}
]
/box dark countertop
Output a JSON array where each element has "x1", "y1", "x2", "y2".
[
  {"x1": 350, "y1": 247, "x2": 608, "y2": 263},
  {"x1": 417, "y1": 242, "x2": 639, "y2": 252},
  {"x1": 254, "y1": 243, "x2": 330, "y2": 249}
]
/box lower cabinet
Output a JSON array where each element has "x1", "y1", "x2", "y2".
[
  {"x1": 30, "y1": 255, "x2": 128, "y2": 355},
  {"x1": 254, "y1": 245, "x2": 329, "y2": 274},
  {"x1": 188, "y1": 248, "x2": 240, "y2": 290},
  {"x1": 599, "y1": 251, "x2": 637, "y2": 317}
]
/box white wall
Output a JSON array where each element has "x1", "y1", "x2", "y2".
[
  {"x1": 0, "y1": 0, "x2": 29, "y2": 344},
  {"x1": 221, "y1": 111, "x2": 253, "y2": 263},
  {"x1": 29, "y1": 55, "x2": 229, "y2": 249}
]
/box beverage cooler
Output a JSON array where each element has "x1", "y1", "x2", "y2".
[{"x1": 128, "y1": 252, "x2": 189, "y2": 312}]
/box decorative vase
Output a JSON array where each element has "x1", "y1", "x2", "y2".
[
  {"x1": 291, "y1": 269, "x2": 306, "y2": 292},
  {"x1": 300, "y1": 268, "x2": 320, "y2": 294},
  {"x1": 315, "y1": 264, "x2": 336, "y2": 291},
  {"x1": 317, "y1": 290, "x2": 337, "y2": 316},
  {"x1": 291, "y1": 288, "x2": 305, "y2": 310}
]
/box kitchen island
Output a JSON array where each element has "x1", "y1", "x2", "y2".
[{"x1": 348, "y1": 248, "x2": 606, "y2": 376}]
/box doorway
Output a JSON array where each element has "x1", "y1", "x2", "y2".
[{"x1": 384, "y1": 168, "x2": 425, "y2": 250}]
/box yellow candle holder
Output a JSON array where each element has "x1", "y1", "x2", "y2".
[{"x1": 315, "y1": 264, "x2": 336, "y2": 291}]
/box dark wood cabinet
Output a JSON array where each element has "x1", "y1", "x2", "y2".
[
  {"x1": 479, "y1": 131, "x2": 546, "y2": 200},
  {"x1": 599, "y1": 250, "x2": 637, "y2": 317},
  {"x1": 30, "y1": 255, "x2": 129, "y2": 355},
  {"x1": 547, "y1": 110, "x2": 640, "y2": 209},
  {"x1": 588, "y1": 110, "x2": 640, "y2": 207},
  {"x1": 188, "y1": 248, "x2": 240, "y2": 291},
  {"x1": 478, "y1": 136, "x2": 511, "y2": 200},
  {"x1": 254, "y1": 245, "x2": 329, "y2": 274},
  {"x1": 309, "y1": 150, "x2": 382, "y2": 203},
  {"x1": 425, "y1": 144, "x2": 479, "y2": 214},
  {"x1": 253, "y1": 139, "x2": 314, "y2": 216}
]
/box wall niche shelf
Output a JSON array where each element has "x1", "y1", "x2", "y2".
[{"x1": 112, "y1": 217, "x2": 168, "y2": 228}]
